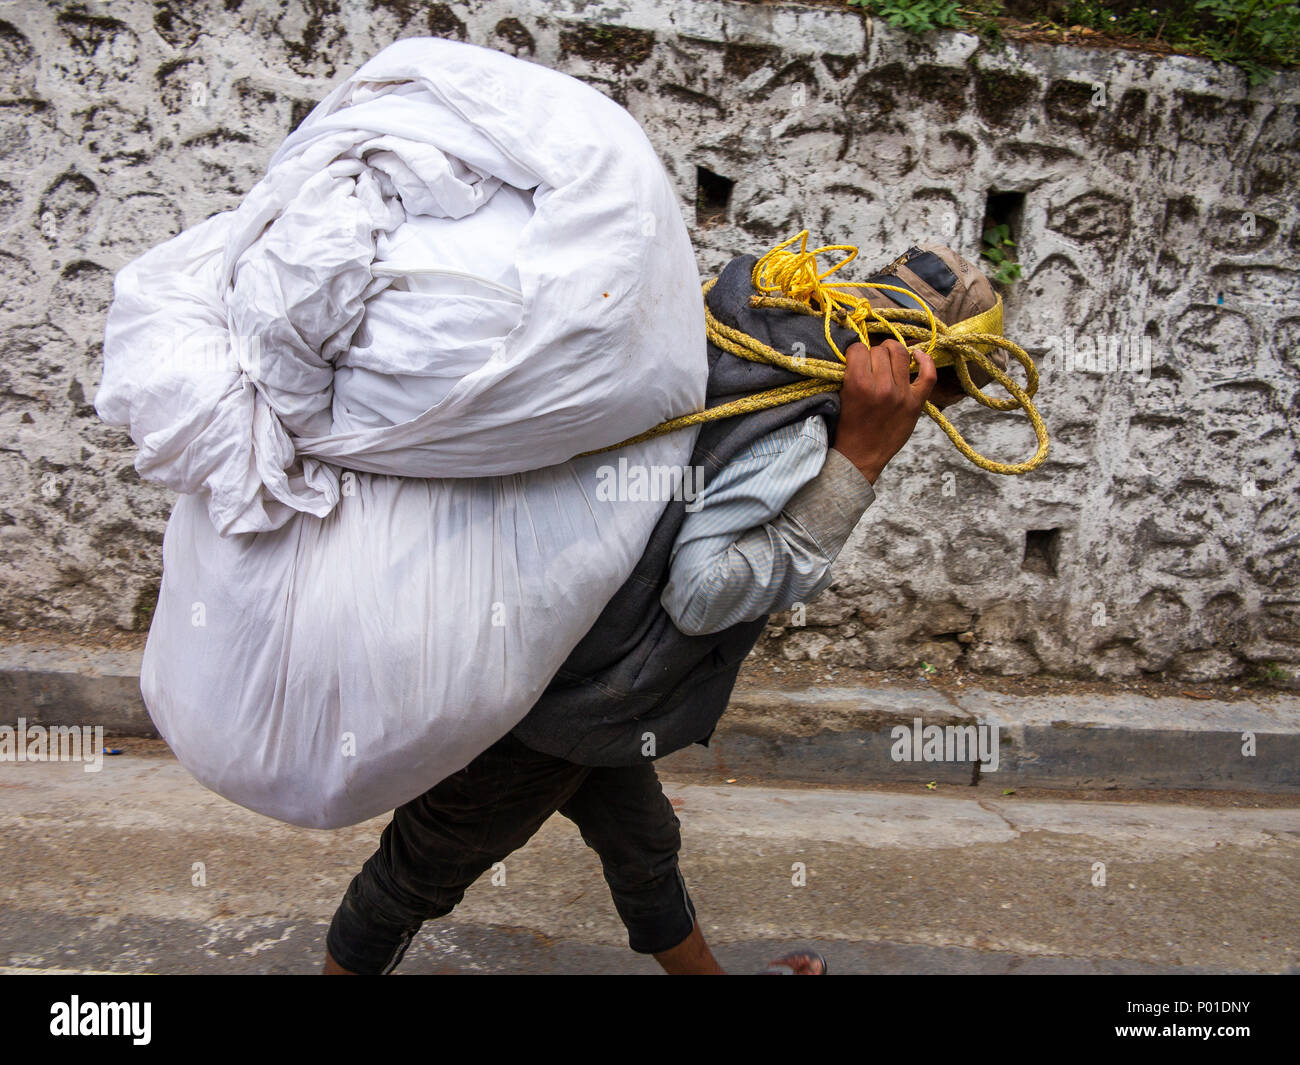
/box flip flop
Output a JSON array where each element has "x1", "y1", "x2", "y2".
[{"x1": 758, "y1": 950, "x2": 828, "y2": 975}]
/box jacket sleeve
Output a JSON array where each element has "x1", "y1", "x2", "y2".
[{"x1": 661, "y1": 415, "x2": 875, "y2": 636}]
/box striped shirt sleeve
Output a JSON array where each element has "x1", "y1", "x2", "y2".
[{"x1": 661, "y1": 414, "x2": 875, "y2": 636}]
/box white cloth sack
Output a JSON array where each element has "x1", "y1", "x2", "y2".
[{"x1": 95, "y1": 38, "x2": 706, "y2": 828}]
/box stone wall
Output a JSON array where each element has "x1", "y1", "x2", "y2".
[{"x1": 1, "y1": 0, "x2": 1297, "y2": 680}]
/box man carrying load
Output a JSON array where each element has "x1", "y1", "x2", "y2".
[
  {"x1": 96, "y1": 36, "x2": 1044, "y2": 977},
  {"x1": 324, "y1": 241, "x2": 1020, "y2": 975}
]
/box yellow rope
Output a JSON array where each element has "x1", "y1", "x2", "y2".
[{"x1": 583, "y1": 230, "x2": 1049, "y2": 475}]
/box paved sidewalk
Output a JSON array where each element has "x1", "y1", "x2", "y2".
[{"x1": 1, "y1": 747, "x2": 1296, "y2": 974}]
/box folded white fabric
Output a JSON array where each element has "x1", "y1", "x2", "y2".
[{"x1": 95, "y1": 38, "x2": 706, "y2": 828}]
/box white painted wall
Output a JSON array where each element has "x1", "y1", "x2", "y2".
[{"x1": 2, "y1": 0, "x2": 1297, "y2": 679}]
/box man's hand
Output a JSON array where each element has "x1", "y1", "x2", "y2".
[
  {"x1": 930, "y1": 358, "x2": 994, "y2": 410},
  {"x1": 831, "y1": 339, "x2": 937, "y2": 484}
]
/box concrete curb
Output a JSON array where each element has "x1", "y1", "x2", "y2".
[
  {"x1": 1, "y1": 641, "x2": 1297, "y2": 793},
  {"x1": 0, "y1": 642, "x2": 152, "y2": 736},
  {"x1": 669, "y1": 679, "x2": 1300, "y2": 793}
]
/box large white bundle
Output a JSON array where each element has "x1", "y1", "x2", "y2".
[{"x1": 95, "y1": 38, "x2": 706, "y2": 828}]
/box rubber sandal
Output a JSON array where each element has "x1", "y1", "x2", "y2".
[{"x1": 758, "y1": 950, "x2": 828, "y2": 975}]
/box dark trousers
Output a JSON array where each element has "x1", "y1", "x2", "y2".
[{"x1": 326, "y1": 732, "x2": 696, "y2": 973}]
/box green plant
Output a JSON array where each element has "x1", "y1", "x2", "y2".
[
  {"x1": 1248, "y1": 661, "x2": 1294, "y2": 685},
  {"x1": 847, "y1": 1, "x2": 1299, "y2": 83},
  {"x1": 981, "y1": 223, "x2": 1022, "y2": 285},
  {"x1": 1062, "y1": 0, "x2": 1300, "y2": 84},
  {"x1": 1195, "y1": 0, "x2": 1300, "y2": 83},
  {"x1": 848, "y1": 0, "x2": 1010, "y2": 34},
  {"x1": 961, "y1": 3, "x2": 1007, "y2": 43},
  {"x1": 847, "y1": 0, "x2": 968, "y2": 32}
]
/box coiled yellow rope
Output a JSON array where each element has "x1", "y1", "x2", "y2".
[{"x1": 585, "y1": 231, "x2": 1049, "y2": 475}]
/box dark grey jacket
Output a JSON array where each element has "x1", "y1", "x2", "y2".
[{"x1": 510, "y1": 253, "x2": 861, "y2": 766}]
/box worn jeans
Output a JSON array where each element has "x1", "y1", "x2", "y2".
[{"x1": 326, "y1": 731, "x2": 696, "y2": 973}]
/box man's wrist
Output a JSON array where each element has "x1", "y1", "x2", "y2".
[
  {"x1": 831, "y1": 444, "x2": 884, "y2": 485},
  {"x1": 782, "y1": 447, "x2": 877, "y2": 555}
]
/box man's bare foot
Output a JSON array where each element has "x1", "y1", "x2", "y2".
[{"x1": 653, "y1": 922, "x2": 830, "y2": 974}]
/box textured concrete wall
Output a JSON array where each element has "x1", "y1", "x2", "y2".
[{"x1": 1, "y1": 0, "x2": 1297, "y2": 681}]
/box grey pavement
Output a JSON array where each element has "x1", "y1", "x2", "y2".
[{"x1": 1, "y1": 746, "x2": 1296, "y2": 974}]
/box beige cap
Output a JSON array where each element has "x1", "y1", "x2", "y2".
[{"x1": 860, "y1": 243, "x2": 1007, "y2": 371}]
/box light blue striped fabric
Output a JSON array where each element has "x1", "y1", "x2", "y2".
[{"x1": 661, "y1": 413, "x2": 859, "y2": 636}]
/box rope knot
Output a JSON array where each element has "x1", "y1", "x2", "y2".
[
  {"x1": 581, "y1": 231, "x2": 1049, "y2": 476},
  {"x1": 747, "y1": 230, "x2": 1049, "y2": 476}
]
